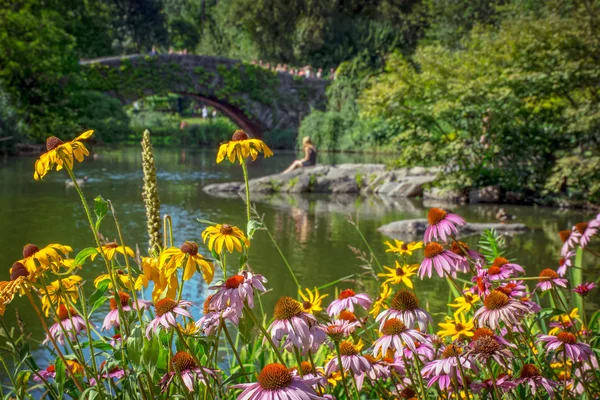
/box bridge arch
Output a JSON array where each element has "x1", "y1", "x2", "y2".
[{"x1": 81, "y1": 55, "x2": 329, "y2": 139}]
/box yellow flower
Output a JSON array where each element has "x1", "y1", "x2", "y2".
[
  {"x1": 298, "y1": 287, "x2": 328, "y2": 314},
  {"x1": 65, "y1": 360, "x2": 85, "y2": 375},
  {"x1": 384, "y1": 240, "x2": 423, "y2": 256},
  {"x1": 41, "y1": 276, "x2": 82, "y2": 316},
  {"x1": 134, "y1": 256, "x2": 177, "y2": 301},
  {"x1": 18, "y1": 243, "x2": 72, "y2": 276},
  {"x1": 91, "y1": 242, "x2": 134, "y2": 262},
  {"x1": 438, "y1": 313, "x2": 475, "y2": 340},
  {"x1": 202, "y1": 224, "x2": 249, "y2": 254},
  {"x1": 369, "y1": 284, "x2": 392, "y2": 316},
  {"x1": 326, "y1": 371, "x2": 342, "y2": 387},
  {"x1": 94, "y1": 270, "x2": 133, "y2": 289},
  {"x1": 216, "y1": 130, "x2": 273, "y2": 164},
  {"x1": 448, "y1": 290, "x2": 480, "y2": 315},
  {"x1": 178, "y1": 322, "x2": 200, "y2": 336},
  {"x1": 159, "y1": 241, "x2": 214, "y2": 284},
  {"x1": 34, "y1": 130, "x2": 93, "y2": 180},
  {"x1": 549, "y1": 308, "x2": 580, "y2": 335},
  {"x1": 378, "y1": 261, "x2": 417, "y2": 288},
  {"x1": 550, "y1": 360, "x2": 572, "y2": 381},
  {"x1": 0, "y1": 262, "x2": 33, "y2": 316}
]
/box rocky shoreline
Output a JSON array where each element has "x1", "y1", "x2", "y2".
[{"x1": 378, "y1": 219, "x2": 528, "y2": 240}]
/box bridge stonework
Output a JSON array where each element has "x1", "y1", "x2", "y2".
[{"x1": 81, "y1": 55, "x2": 329, "y2": 138}]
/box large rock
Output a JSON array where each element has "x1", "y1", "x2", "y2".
[
  {"x1": 469, "y1": 185, "x2": 501, "y2": 204},
  {"x1": 204, "y1": 164, "x2": 439, "y2": 197},
  {"x1": 378, "y1": 219, "x2": 528, "y2": 239}
]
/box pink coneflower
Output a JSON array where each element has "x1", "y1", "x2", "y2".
[
  {"x1": 557, "y1": 250, "x2": 575, "y2": 277},
  {"x1": 483, "y1": 259, "x2": 524, "y2": 281},
  {"x1": 496, "y1": 281, "x2": 527, "y2": 299},
  {"x1": 196, "y1": 295, "x2": 241, "y2": 335},
  {"x1": 44, "y1": 305, "x2": 87, "y2": 345},
  {"x1": 376, "y1": 289, "x2": 432, "y2": 330},
  {"x1": 34, "y1": 365, "x2": 56, "y2": 382},
  {"x1": 536, "y1": 268, "x2": 568, "y2": 292},
  {"x1": 419, "y1": 242, "x2": 463, "y2": 279},
  {"x1": 515, "y1": 364, "x2": 558, "y2": 397},
  {"x1": 518, "y1": 295, "x2": 541, "y2": 313},
  {"x1": 471, "y1": 374, "x2": 516, "y2": 394},
  {"x1": 355, "y1": 355, "x2": 392, "y2": 391},
  {"x1": 102, "y1": 292, "x2": 151, "y2": 331},
  {"x1": 490, "y1": 257, "x2": 525, "y2": 276},
  {"x1": 292, "y1": 362, "x2": 328, "y2": 389},
  {"x1": 267, "y1": 297, "x2": 316, "y2": 350},
  {"x1": 110, "y1": 333, "x2": 122, "y2": 347},
  {"x1": 573, "y1": 282, "x2": 596, "y2": 297},
  {"x1": 403, "y1": 340, "x2": 435, "y2": 362},
  {"x1": 209, "y1": 271, "x2": 266, "y2": 311},
  {"x1": 233, "y1": 363, "x2": 324, "y2": 399},
  {"x1": 424, "y1": 208, "x2": 465, "y2": 243},
  {"x1": 299, "y1": 320, "x2": 326, "y2": 355},
  {"x1": 559, "y1": 229, "x2": 581, "y2": 257},
  {"x1": 421, "y1": 344, "x2": 473, "y2": 391},
  {"x1": 471, "y1": 275, "x2": 492, "y2": 296},
  {"x1": 159, "y1": 351, "x2": 219, "y2": 392},
  {"x1": 325, "y1": 340, "x2": 371, "y2": 376},
  {"x1": 539, "y1": 332, "x2": 593, "y2": 362},
  {"x1": 474, "y1": 290, "x2": 530, "y2": 329},
  {"x1": 450, "y1": 241, "x2": 483, "y2": 272},
  {"x1": 575, "y1": 220, "x2": 599, "y2": 248},
  {"x1": 324, "y1": 319, "x2": 358, "y2": 343},
  {"x1": 326, "y1": 289, "x2": 371, "y2": 317},
  {"x1": 372, "y1": 318, "x2": 426, "y2": 356},
  {"x1": 90, "y1": 361, "x2": 126, "y2": 385},
  {"x1": 145, "y1": 298, "x2": 193, "y2": 339},
  {"x1": 467, "y1": 336, "x2": 513, "y2": 367}
]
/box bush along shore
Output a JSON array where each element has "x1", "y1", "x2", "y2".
[{"x1": 0, "y1": 128, "x2": 599, "y2": 399}]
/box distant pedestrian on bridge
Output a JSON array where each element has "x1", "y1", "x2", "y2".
[
  {"x1": 282, "y1": 136, "x2": 317, "y2": 174},
  {"x1": 202, "y1": 106, "x2": 208, "y2": 119}
]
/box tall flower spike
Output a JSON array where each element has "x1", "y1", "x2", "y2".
[{"x1": 141, "y1": 130, "x2": 161, "y2": 253}]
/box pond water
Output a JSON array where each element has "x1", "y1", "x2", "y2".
[{"x1": 0, "y1": 147, "x2": 598, "y2": 366}]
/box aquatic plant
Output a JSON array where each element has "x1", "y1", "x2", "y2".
[{"x1": 0, "y1": 128, "x2": 599, "y2": 399}]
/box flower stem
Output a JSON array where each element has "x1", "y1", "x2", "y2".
[
  {"x1": 307, "y1": 350, "x2": 324, "y2": 396},
  {"x1": 487, "y1": 360, "x2": 501, "y2": 400},
  {"x1": 241, "y1": 159, "x2": 251, "y2": 225},
  {"x1": 222, "y1": 321, "x2": 246, "y2": 378},
  {"x1": 243, "y1": 304, "x2": 286, "y2": 365},
  {"x1": 259, "y1": 214, "x2": 301, "y2": 290},
  {"x1": 174, "y1": 326, "x2": 215, "y2": 400},
  {"x1": 333, "y1": 341, "x2": 352, "y2": 400}
]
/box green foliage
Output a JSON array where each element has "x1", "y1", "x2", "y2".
[
  {"x1": 68, "y1": 91, "x2": 131, "y2": 143},
  {"x1": 0, "y1": 85, "x2": 24, "y2": 154},
  {"x1": 478, "y1": 228, "x2": 506, "y2": 264}
]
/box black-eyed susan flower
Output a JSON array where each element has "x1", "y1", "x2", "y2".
[
  {"x1": 159, "y1": 242, "x2": 214, "y2": 284},
  {"x1": 40, "y1": 275, "x2": 82, "y2": 316},
  {"x1": 378, "y1": 261, "x2": 417, "y2": 288},
  {"x1": 298, "y1": 287, "x2": 328, "y2": 314},
  {"x1": 134, "y1": 256, "x2": 177, "y2": 301},
  {"x1": 437, "y1": 313, "x2": 475, "y2": 340},
  {"x1": 18, "y1": 243, "x2": 72, "y2": 276},
  {"x1": 34, "y1": 130, "x2": 94, "y2": 180},
  {"x1": 94, "y1": 270, "x2": 133, "y2": 289},
  {"x1": 369, "y1": 284, "x2": 392, "y2": 317},
  {"x1": 448, "y1": 289, "x2": 480, "y2": 315},
  {"x1": 216, "y1": 130, "x2": 273, "y2": 164},
  {"x1": 0, "y1": 262, "x2": 33, "y2": 315},
  {"x1": 384, "y1": 240, "x2": 423, "y2": 256},
  {"x1": 202, "y1": 223, "x2": 249, "y2": 254},
  {"x1": 91, "y1": 242, "x2": 134, "y2": 262}
]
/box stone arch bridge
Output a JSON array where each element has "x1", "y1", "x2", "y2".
[{"x1": 81, "y1": 55, "x2": 329, "y2": 138}]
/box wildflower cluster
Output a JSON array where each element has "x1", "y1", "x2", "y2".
[{"x1": 0, "y1": 129, "x2": 599, "y2": 399}]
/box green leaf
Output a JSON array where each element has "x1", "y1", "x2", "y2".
[
  {"x1": 89, "y1": 296, "x2": 108, "y2": 317},
  {"x1": 246, "y1": 219, "x2": 262, "y2": 239},
  {"x1": 55, "y1": 357, "x2": 65, "y2": 388},
  {"x1": 73, "y1": 247, "x2": 98, "y2": 267},
  {"x1": 220, "y1": 371, "x2": 253, "y2": 386},
  {"x1": 94, "y1": 195, "x2": 109, "y2": 232}
]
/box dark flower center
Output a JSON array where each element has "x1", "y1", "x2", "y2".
[
  {"x1": 401, "y1": 243, "x2": 409, "y2": 251},
  {"x1": 22, "y1": 243, "x2": 40, "y2": 259},
  {"x1": 464, "y1": 294, "x2": 474, "y2": 303},
  {"x1": 258, "y1": 363, "x2": 292, "y2": 390},
  {"x1": 298, "y1": 361, "x2": 314, "y2": 375},
  {"x1": 225, "y1": 275, "x2": 244, "y2": 289},
  {"x1": 556, "y1": 332, "x2": 577, "y2": 345},
  {"x1": 338, "y1": 310, "x2": 357, "y2": 322},
  {"x1": 339, "y1": 289, "x2": 355, "y2": 299},
  {"x1": 203, "y1": 295, "x2": 214, "y2": 314},
  {"x1": 57, "y1": 304, "x2": 78, "y2": 321},
  {"x1": 339, "y1": 340, "x2": 359, "y2": 356},
  {"x1": 473, "y1": 336, "x2": 501, "y2": 355},
  {"x1": 180, "y1": 241, "x2": 198, "y2": 255},
  {"x1": 519, "y1": 364, "x2": 541, "y2": 378},
  {"x1": 442, "y1": 344, "x2": 462, "y2": 359},
  {"x1": 492, "y1": 257, "x2": 509, "y2": 267},
  {"x1": 104, "y1": 242, "x2": 119, "y2": 249},
  {"x1": 399, "y1": 387, "x2": 417, "y2": 399},
  {"x1": 46, "y1": 365, "x2": 56, "y2": 373},
  {"x1": 487, "y1": 266, "x2": 501, "y2": 275},
  {"x1": 424, "y1": 242, "x2": 444, "y2": 259},
  {"x1": 231, "y1": 130, "x2": 249, "y2": 141},
  {"x1": 539, "y1": 268, "x2": 559, "y2": 281},
  {"x1": 155, "y1": 298, "x2": 178, "y2": 317},
  {"x1": 110, "y1": 292, "x2": 131, "y2": 310},
  {"x1": 10, "y1": 262, "x2": 29, "y2": 281},
  {"x1": 574, "y1": 222, "x2": 588, "y2": 234},
  {"x1": 302, "y1": 300, "x2": 312, "y2": 311},
  {"x1": 172, "y1": 351, "x2": 197, "y2": 372},
  {"x1": 496, "y1": 283, "x2": 517, "y2": 296},
  {"x1": 363, "y1": 355, "x2": 377, "y2": 365},
  {"x1": 391, "y1": 290, "x2": 420, "y2": 311},
  {"x1": 396, "y1": 267, "x2": 406, "y2": 277},
  {"x1": 558, "y1": 230, "x2": 571, "y2": 243},
  {"x1": 559, "y1": 258, "x2": 566, "y2": 267},
  {"x1": 484, "y1": 290, "x2": 509, "y2": 310},
  {"x1": 112, "y1": 334, "x2": 121, "y2": 340},
  {"x1": 220, "y1": 224, "x2": 234, "y2": 235},
  {"x1": 273, "y1": 296, "x2": 303, "y2": 320},
  {"x1": 454, "y1": 323, "x2": 465, "y2": 332},
  {"x1": 427, "y1": 208, "x2": 447, "y2": 225},
  {"x1": 381, "y1": 318, "x2": 407, "y2": 335},
  {"x1": 46, "y1": 136, "x2": 64, "y2": 151},
  {"x1": 450, "y1": 241, "x2": 469, "y2": 256},
  {"x1": 472, "y1": 328, "x2": 494, "y2": 341}
]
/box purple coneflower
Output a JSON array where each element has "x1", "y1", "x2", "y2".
[
  {"x1": 474, "y1": 290, "x2": 530, "y2": 329},
  {"x1": 44, "y1": 305, "x2": 87, "y2": 345},
  {"x1": 490, "y1": 257, "x2": 525, "y2": 276},
  {"x1": 326, "y1": 289, "x2": 372, "y2": 317},
  {"x1": 102, "y1": 292, "x2": 150, "y2": 331},
  {"x1": 557, "y1": 250, "x2": 575, "y2": 276},
  {"x1": 355, "y1": 355, "x2": 392, "y2": 391},
  {"x1": 267, "y1": 296, "x2": 316, "y2": 350},
  {"x1": 145, "y1": 298, "x2": 193, "y2": 339},
  {"x1": 110, "y1": 333, "x2": 122, "y2": 347},
  {"x1": 233, "y1": 363, "x2": 324, "y2": 399},
  {"x1": 575, "y1": 220, "x2": 599, "y2": 248},
  {"x1": 559, "y1": 229, "x2": 581, "y2": 257},
  {"x1": 496, "y1": 281, "x2": 527, "y2": 299},
  {"x1": 403, "y1": 340, "x2": 435, "y2": 362},
  {"x1": 573, "y1": 282, "x2": 596, "y2": 297},
  {"x1": 539, "y1": 332, "x2": 593, "y2": 362},
  {"x1": 421, "y1": 344, "x2": 473, "y2": 391},
  {"x1": 34, "y1": 365, "x2": 57, "y2": 382},
  {"x1": 324, "y1": 319, "x2": 358, "y2": 344},
  {"x1": 160, "y1": 351, "x2": 219, "y2": 392},
  {"x1": 294, "y1": 362, "x2": 328, "y2": 389},
  {"x1": 515, "y1": 364, "x2": 558, "y2": 397},
  {"x1": 209, "y1": 271, "x2": 266, "y2": 311},
  {"x1": 376, "y1": 289, "x2": 432, "y2": 330},
  {"x1": 325, "y1": 340, "x2": 371, "y2": 376},
  {"x1": 372, "y1": 318, "x2": 426, "y2": 356},
  {"x1": 419, "y1": 242, "x2": 463, "y2": 279},
  {"x1": 424, "y1": 208, "x2": 465, "y2": 243},
  {"x1": 90, "y1": 361, "x2": 126, "y2": 385},
  {"x1": 471, "y1": 374, "x2": 516, "y2": 394},
  {"x1": 449, "y1": 241, "x2": 483, "y2": 272},
  {"x1": 467, "y1": 335, "x2": 513, "y2": 367},
  {"x1": 196, "y1": 295, "x2": 241, "y2": 335},
  {"x1": 536, "y1": 268, "x2": 568, "y2": 292}
]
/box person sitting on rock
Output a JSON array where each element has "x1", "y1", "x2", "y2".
[{"x1": 283, "y1": 136, "x2": 317, "y2": 174}]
